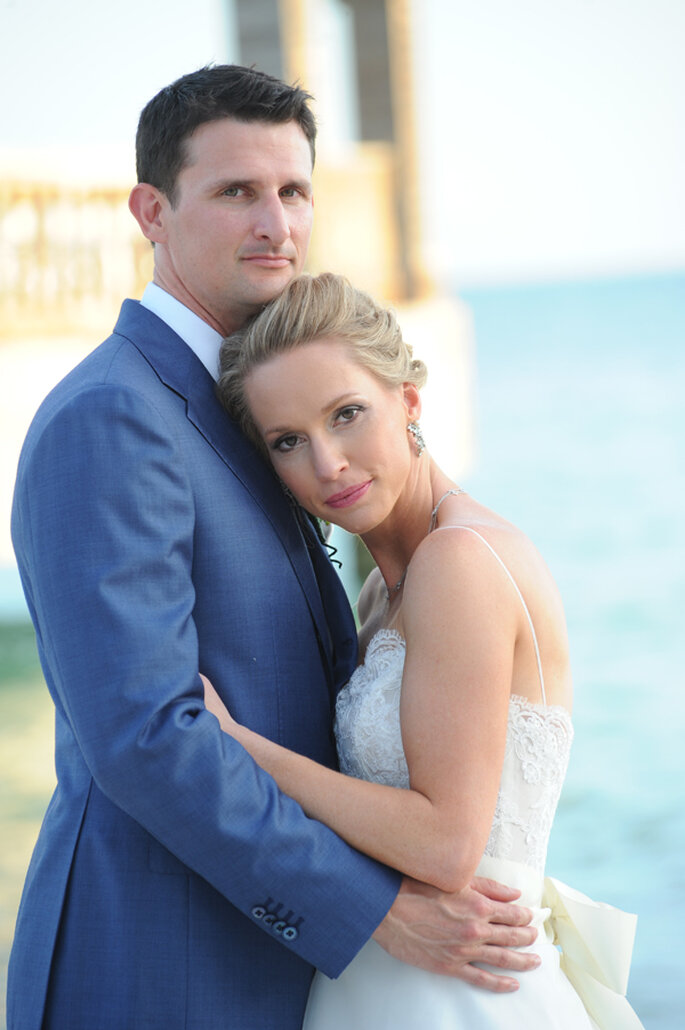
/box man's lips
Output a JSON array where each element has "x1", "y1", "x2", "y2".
[
  {"x1": 324, "y1": 481, "x2": 372, "y2": 509},
  {"x1": 242, "y1": 253, "x2": 292, "y2": 268}
]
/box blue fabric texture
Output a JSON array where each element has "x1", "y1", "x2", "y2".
[{"x1": 7, "y1": 301, "x2": 400, "y2": 1030}]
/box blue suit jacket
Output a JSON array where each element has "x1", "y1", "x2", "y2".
[{"x1": 7, "y1": 301, "x2": 400, "y2": 1030}]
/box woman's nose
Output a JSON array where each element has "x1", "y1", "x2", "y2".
[{"x1": 312, "y1": 439, "x2": 349, "y2": 481}]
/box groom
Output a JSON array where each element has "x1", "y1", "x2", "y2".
[{"x1": 8, "y1": 65, "x2": 538, "y2": 1029}]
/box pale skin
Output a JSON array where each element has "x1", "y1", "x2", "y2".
[
  {"x1": 128, "y1": 114, "x2": 541, "y2": 988},
  {"x1": 205, "y1": 337, "x2": 574, "y2": 988}
]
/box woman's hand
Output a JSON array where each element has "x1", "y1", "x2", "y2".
[{"x1": 200, "y1": 674, "x2": 238, "y2": 735}]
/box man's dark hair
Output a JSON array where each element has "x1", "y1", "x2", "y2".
[{"x1": 135, "y1": 64, "x2": 317, "y2": 205}]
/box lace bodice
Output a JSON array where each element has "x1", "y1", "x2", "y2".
[{"x1": 335, "y1": 629, "x2": 573, "y2": 876}]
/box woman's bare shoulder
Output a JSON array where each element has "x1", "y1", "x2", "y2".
[{"x1": 403, "y1": 508, "x2": 558, "y2": 629}]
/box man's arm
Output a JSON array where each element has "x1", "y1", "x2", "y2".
[{"x1": 13, "y1": 377, "x2": 398, "y2": 977}]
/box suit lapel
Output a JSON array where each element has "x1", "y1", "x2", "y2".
[{"x1": 114, "y1": 300, "x2": 338, "y2": 672}]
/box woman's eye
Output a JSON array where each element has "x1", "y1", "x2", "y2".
[
  {"x1": 336, "y1": 405, "x2": 364, "y2": 424},
  {"x1": 273, "y1": 434, "x2": 301, "y2": 452}
]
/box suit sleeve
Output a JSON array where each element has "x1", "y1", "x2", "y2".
[{"x1": 14, "y1": 380, "x2": 400, "y2": 976}]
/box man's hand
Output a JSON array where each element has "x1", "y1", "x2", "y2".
[{"x1": 372, "y1": 875, "x2": 539, "y2": 993}]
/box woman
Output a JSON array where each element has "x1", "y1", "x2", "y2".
[{"x1": 210, "y1": 273, "x2": 642, "y2": 1028}]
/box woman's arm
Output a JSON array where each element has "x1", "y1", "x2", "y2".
[{"x1": 205, "y1": 530, "x2": 519, "y2": 893}]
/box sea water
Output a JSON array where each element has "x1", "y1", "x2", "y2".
[{"x1": 458, "y1": 272, "x2": 685, "y2": 1027}]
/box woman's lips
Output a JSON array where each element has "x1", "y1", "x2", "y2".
[{"x1": 324, "y1": 480, "x2": 371, "y2": 509}]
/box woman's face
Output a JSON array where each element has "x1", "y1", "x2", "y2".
[{"x1": 244, "y1": 337, "x2": 421, "y2": 535}]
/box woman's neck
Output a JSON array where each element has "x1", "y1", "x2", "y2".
[{"x1": 360, "y1": 459, "x2": 455, "y2": 599}]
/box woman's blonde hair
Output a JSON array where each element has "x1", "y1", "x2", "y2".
[{"x1": 216, "y1": 272, "x2": 427, "y2": 449}]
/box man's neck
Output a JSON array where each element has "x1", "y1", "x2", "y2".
[{"x1": 140, "y1": 283, "x2": 224, "y2": 381}]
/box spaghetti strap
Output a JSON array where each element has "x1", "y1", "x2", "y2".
[{"x1": 432, "y1": 525, "x2": 547, "y2": 705}]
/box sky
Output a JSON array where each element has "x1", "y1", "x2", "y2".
[
  {"x1": 414, "y1": 0, "x2": 685, "y2": 287},
  {"x1": 1, "y1": 0, "x2": 683, "y2": 287}
]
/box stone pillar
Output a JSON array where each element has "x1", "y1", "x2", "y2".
[{"x1": 234, "y1": 0, "x2": 284, "y2": 78}]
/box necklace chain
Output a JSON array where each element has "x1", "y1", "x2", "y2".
[
  {"x1": 385, "y1": 568, "x2": 408, "y2": 600},
  {"x1": 384, "y1": 489, "x2": 464, "y2": 601}
]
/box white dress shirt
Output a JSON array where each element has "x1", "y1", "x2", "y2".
[{"x1": 140, "y1": 282, "x2": 223, "y2": 382}]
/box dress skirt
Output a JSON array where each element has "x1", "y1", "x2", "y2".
[{"x1": 303, "y1": 856, "x2": 642, "y2": 1030}]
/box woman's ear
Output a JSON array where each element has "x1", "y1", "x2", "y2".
[
  {"x1": 401, "y1": 382, "x2": 422, "y2": 423},
  {"x1": 128, "y1": 183, "x2": 168, "y2": 243}
]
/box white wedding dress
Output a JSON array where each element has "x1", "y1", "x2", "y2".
[{"x1": 304, "y1": 527, "x2": 642, "y2": 1030}]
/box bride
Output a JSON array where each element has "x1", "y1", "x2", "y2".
[{"x1": 210, "y1": 272, "x2": 643, "y2": 1029}]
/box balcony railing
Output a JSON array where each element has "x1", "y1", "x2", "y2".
[{"x1": 0, "y1": 182, "x2": 152, "y2": 338}]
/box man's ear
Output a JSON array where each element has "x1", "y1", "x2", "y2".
[
  {"x1": 128, "y1": 183, "x2": 168, "y2": 243},
  {"x1": 402, "y1": 382, "x2": 422, "y2": 423}
]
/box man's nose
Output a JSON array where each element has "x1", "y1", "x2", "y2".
[{"x1": 253, "y1": 194, "x2": 291, "y2": 245}]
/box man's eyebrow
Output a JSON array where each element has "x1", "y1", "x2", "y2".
[
  {"x1": 206, "y1": 177, "x2": 252, "y2": 192},
  {"x1": 207, "y1": 177, "x2": 313, "y2": 195},
  {"x1": 284, "y1": 178, "x2": 313, "y2": 195}
]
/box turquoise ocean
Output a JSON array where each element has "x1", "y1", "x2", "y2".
[
  {"x1": 2, "y1": 272, "x2": 683, "y2": 1025},
  {"x1": 457, "y1": 271, "x2": 685, "y2": 1027}
]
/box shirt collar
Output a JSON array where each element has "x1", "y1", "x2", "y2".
[{"x1": 140, "y1": 282, "x2": 223, "y2": 381}]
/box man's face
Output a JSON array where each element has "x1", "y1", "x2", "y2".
[{"x1": 153, "y1": 117, "x2": 314, "y2": 335}]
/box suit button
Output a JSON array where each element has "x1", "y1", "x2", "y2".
[
  {"x1": 263, "y1": 913, "x2": 277, "y2": 927},
  {"x1": 251, "y1": 906, "x2": 267, "y2": 920},
  {"x1": 273, "y1": 920, "x2": 287, "y2": 934},
  {"x1": 283, "y1": 926, "x2": 299, "y2": 941}
]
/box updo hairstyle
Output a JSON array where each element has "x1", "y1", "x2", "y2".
[{"x1": 216, "y1": 272, "x2": 428, "y2": 451}]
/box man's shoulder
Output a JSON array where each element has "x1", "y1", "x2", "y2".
[
  {"x1": 44, "y1": 328, "x2": 148, "y2": 401},
  {"x1": 23, "y1": 305, "x2": 174, "y2": 439},
  {"x1": 61, "y1": 299, "x2": 179, "y2": 386}
]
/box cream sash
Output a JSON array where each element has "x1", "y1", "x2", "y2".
[
  {"x1": 476, "y1": 855, "x2": 643, "y2": 1028},
  {"x1": 542, "y1": 876, "x2": 644, "y2": 1029}
]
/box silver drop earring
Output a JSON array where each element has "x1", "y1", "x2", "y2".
[{"x1": 407, "y1": 421, "x2": 425, "y2": 456}]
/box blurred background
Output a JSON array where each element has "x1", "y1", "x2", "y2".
[{"x1": 1, "y1": 0, "x2": 683, "y2": 1025}]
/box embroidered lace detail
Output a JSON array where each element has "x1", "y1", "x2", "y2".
[
  {"x1": 335, "y1": 632, "x2": 573, "y2": 876},
  {"x1": 483, "y1": 695, "x2": 572, "y2": 874},
  {"x1": 336, "y1": 630, "x2": 408, "y2": 788}
]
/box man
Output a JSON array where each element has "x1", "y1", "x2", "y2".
[{"x1": 8, "y1": 65, "x2": 537, "y2": 1029}]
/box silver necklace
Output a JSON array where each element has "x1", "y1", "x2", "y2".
[{"x1": 384, "y1": 489, "x2": 464, "y2": 601}]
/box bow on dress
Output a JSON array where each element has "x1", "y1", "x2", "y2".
[{"x1": 542, "y1": 877, "x2": 644, "y2": 1029}]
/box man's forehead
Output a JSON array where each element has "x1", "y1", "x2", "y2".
[{"x1": 184, "y1": 117, "x2": 312, "y2": 168}]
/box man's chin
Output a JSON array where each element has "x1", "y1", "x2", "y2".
[
  {"x1": 247, "y1": 270, "x2": 299, "y2": 307},
  {"x1": 218, "y1": 271, "x2": 302, "y2": 333}
]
